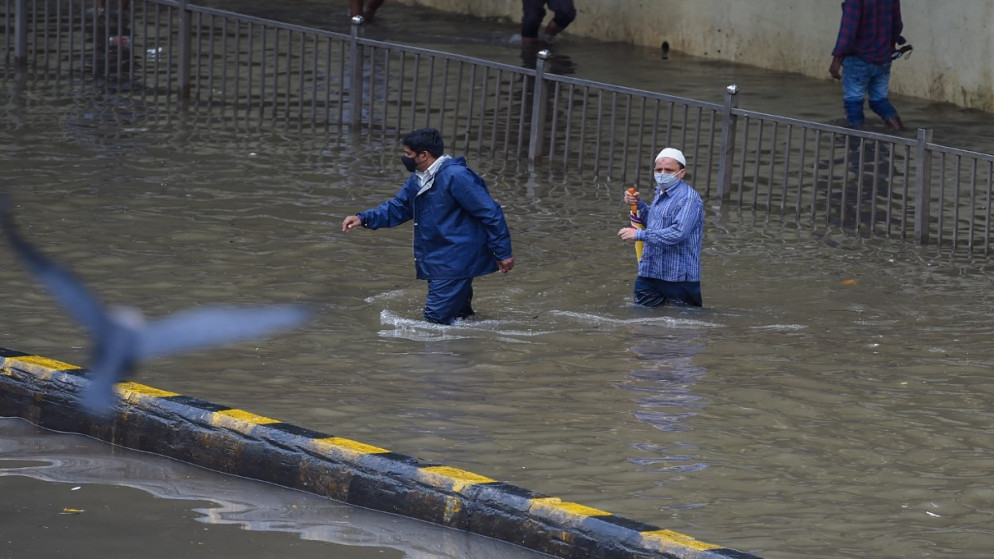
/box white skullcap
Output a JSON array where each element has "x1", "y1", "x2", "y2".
[{"x1": 655, "y1": 147, "x2": 686, "y2": 167}]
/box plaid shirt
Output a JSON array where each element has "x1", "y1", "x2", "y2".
[
  {"x1": 633, "y1": 180, "x2": 704, "y2": 282},
  {"x1": 832, "y1": 0, "x2": 904, "y2": 65}
]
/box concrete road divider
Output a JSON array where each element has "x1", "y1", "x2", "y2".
[{"x1": 0, "y1": 347, "x2": 761, "y2": 559}]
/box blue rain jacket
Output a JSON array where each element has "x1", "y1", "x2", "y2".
[{"x1": 358, "y1": 157, "x2": 513, "y2": 280}]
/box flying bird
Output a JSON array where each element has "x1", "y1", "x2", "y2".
[{"x1": 0, "y1": 198, "x2": 313, "y2": 416}]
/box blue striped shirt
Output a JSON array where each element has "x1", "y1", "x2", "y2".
[{"x1": 633, "y1": 180, "x2": 704, "y2": 282}]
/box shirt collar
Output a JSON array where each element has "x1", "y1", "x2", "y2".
[{"x1": 416, "y1": 154, "x2": 452, "y2": 187}]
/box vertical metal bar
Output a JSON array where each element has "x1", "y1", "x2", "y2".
[
  {"x1": 952, "y1": 155, "x2": 962, "y2": 248},
  {"x1": 751, "y1": 121, "x2": 763, "y2": 209},
  {"x1": 548, "y1": 81, "x2": 561, "y2": 163},
  {"x1": 884, "y1": 140, "x2": 896, "y2": 237},
  {"x1": 766, "y1": 122, "x2": 777, "y2": 210},
  {"x1": 593, "y1": 90, "x2": 603, "y2": 176},
  {"x1": 984, "y1": 161, "x2": 993, "y2": 255},
  {"x1": 607, "y1": 92, "x2": 618, "y2": 179},
  {"x1": 14, "y1": 0, "x2": 27, "y2": 66},
  {"x1": 704, "y1": 110, "x2": 716, "y2": 198},
  {"x1": 716, "y1": 85, "x2": 739, "y2": 202},
  {"x1": 475, "y1": 66, "x2": 489, "y2": 155},
  {"x1": 914, "y1": 128, "x2": 934, "y2": 245},
  {"x1": 737, "y1": 118, "x2": 750, "y2": 206},
  {"x1": 349, "y1": 16, "x2": 363, "y2": 130},
  {"x1": 517, "y1": 74, "x2": 529, "y2": 157},
  {"x1": 528, "y1": 50, "x2": 549, "y2": 161},
  {"x1": 562, "y1": 84, "x2": 575, "y2": 168},
  {"x1": 619, "y1": 94, "x2": 631, "y2": 183},
  {"x1": 810, "y1": 129, "x2": 822, "y2": 219},
  {"x1": 424, "y1": 56, "x2": 435, "y2": 128},
  {"x1": 489, "y1": 69, "x2": 502, "y2": 157},
  {"x1": 796, "y1": 127, "x2": 807, "y2": 219},
  {"x1": 781, "y1": 124, "x2": 792, "y2": 213},
  {"x1": 309, "y1": 35, "x2": 318, "y2": 127},
  {"x1": 364, "y1": 45, "x2": 375, "y2": 133},
  {"x1": 634, "y1": 96, "x2": 647, "y2": 186},
  {"x1": 579, "y1": 86, "x2": 589, "y2": 170},
  {"x1": 396, "y1": 49, "x2": 406, "y2": 134},
  {"x1": 462, "y1": 64, "x2": 474, "y2": 152},
  {"x1": 410, "y1": 53, "x2": 420, "y2": 132},
  {"x1": 177, "y1": 0, "x2": 191, "y2": 101},
  {"x1": 900, "y1": 145, "x2": 911, "y2": 239},
  {"x1": 936, "y1": 153, "x2": 946, "y2": 246},
  {"x1": 968, "y1": 158, "x2": 977, "y2": 251}
]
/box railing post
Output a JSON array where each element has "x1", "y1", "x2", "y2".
[
  {"x1": 14, "y1": 0, "x2": 27, "y2": 67},
  {"x1": 914, "y1": 127, "x2": 933, "y2": 245},
  {"x1": 716, "y1": 84, "x2": 739, "y2": 203},
  {"x1": 177, "y1": 0, "x2": 192, "y2": 101},
  {"x1": 528, "y1": 49, "x2": 550, "y2": 162},
  {"x1": 349, "y1": 16, "x2": 365, "y2": 130}
]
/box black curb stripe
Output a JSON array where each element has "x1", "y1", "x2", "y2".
[{"x1": 0, "y1": 349, "x2": 763, "y2": 559}]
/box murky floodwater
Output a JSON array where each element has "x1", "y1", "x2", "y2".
[{"x1": 4, "y1": 2, "x2": 994, "y2": 558}]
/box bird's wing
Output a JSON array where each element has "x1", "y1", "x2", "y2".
[
  {"x1": 136, "y1": 304, "x2": 313, "y2": 359},
  {"x1": 0, "y1": 198, "x2": 111, "y2": 334}
]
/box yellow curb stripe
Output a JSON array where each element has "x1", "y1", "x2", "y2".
[
  {"x1": 115, "y1": 382, "x2": 181, "y2": 399},
  {"x1": 530, "y1": 497, "x2": 612, "y2": 518},
  {"x1": 3, "y1": 355, "x2": 83, "y2": 378},
  {"x1": 640, "y1": 529, "x2": 723, "y2": 551},
  {"x1": 310, "y1": 437, "x2": 391, "y2": 461},
  {"x1": 210, "y1": 408, "x2": 282, "y2": 433},
  {"x1": 419, "y1": 465, "x2": 495, "y2": 493}
]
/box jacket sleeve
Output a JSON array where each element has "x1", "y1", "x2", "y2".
[
  {"x1": 358, "y1": 178, "x2": 416, "y2": 230},
  {"x1": 450, "y1": 171, "x2": 513, "y2": 260}
]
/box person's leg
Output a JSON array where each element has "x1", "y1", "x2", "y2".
[
  {"x1": 634, "y1": 276, "x2": 667, "y2": 307},
  {"x1": 424, "y1": 278, "x2": 475, "y2": 324},
  {"x1": 349, "y1": 0, "x2": 363, "y2": 18},
  {"x1": 544, "y1": 0, "x2": 576, "y2": 38},
  {"x1": 634, "y1": 277, "x2": 702, "y2": 307},
  {"x1": 866, "y1": 62, "x2": 903, "y2": 130},
  {"x1": 363, "y1": 0, "x2": 385, "y2": 21},
  {"x1": 666, "y1": 281, "x2": 703, "y2": 307},
  {"x1": 840, "y1": 56, "x2": 870, "y2": 128},
  {"x1": 521, "y1": 0, "x2": 546, "y2": 44}
]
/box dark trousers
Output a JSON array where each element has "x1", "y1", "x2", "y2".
[
  {"x1": 424, "y1": 278, "x2": 475, "y2": 324},
  {"x1": 634, "y1": 276, "x2": 703, "y2": 308},
  {"x1": 521, "y1": 0, "x2": 576, "y2": 38}
]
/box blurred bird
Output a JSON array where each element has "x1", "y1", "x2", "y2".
[{"x1": 0, "y1": 197, "x2": 313, "y2": 416}]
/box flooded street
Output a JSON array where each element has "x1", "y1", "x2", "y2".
[{"x1": 4, "y1": 1, "x2": 994, "y2": 558}]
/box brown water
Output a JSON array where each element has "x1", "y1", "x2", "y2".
[{"x1": 4, "y1": 2, "x2": 994, "y2": 558}]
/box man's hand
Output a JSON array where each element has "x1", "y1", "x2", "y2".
[
  {"x1": 498, "y1": 257, "x2": 515, "y2": 273},
  {"x1": 617, "y1": 227, "x2": 638, "y2": 241},
  {"x1": 342, "y1": 215, "x2": 362, "y2": 232},
  {"x1": 624, "y1": 189, "x2": 640, "y2": 206},
  {"x1": 829, "y1": 56, "x2": 843, "y2": 80}
]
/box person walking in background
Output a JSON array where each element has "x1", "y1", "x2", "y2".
[
  {"x1": 350, "y1": 0, "x2": 385, "y2": 22},
  {"x1": 342, "y1": 128, "x2": 514, "y2": 325},
  {"x1": 617, "y1": 148, "x2": 703, "y2": 308},
  {"x1": 521, "y1": 0, "x2": 576, "y2": 46},
  {"x1": 829, "y1": 0, "x2": 906, "y2": 131}
]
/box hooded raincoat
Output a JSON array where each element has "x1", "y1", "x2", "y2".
[{"x1": 358, "y1": 157, "x2": 512, "y2": 280}]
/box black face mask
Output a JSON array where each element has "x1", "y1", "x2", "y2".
[{"x1": 401, "y1": 155, "x2": 418, "y2": 173}]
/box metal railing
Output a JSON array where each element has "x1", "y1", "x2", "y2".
[{"x1": 6, "y1": 0, "x2": 994, "y2": 254}]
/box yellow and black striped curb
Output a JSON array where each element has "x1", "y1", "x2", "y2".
[{"x1": 0, "y1": 347, "x2": 761, "y2": 559}]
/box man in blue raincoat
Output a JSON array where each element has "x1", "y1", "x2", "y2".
[{"x1": 342, "y1": 128, "x2": 515, "y2": 324}]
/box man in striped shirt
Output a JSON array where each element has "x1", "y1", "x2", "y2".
[{"x1": 618, "y1": 148, "x2": 704, "y2": 308}]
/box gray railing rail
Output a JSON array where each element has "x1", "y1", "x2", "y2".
[{"x1": 6, "y1": 0, "x2": 994, "y2": 255}]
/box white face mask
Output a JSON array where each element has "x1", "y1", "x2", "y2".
[{"x1": 655, "y1": 172, "x2": 681, "y2": 188}]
